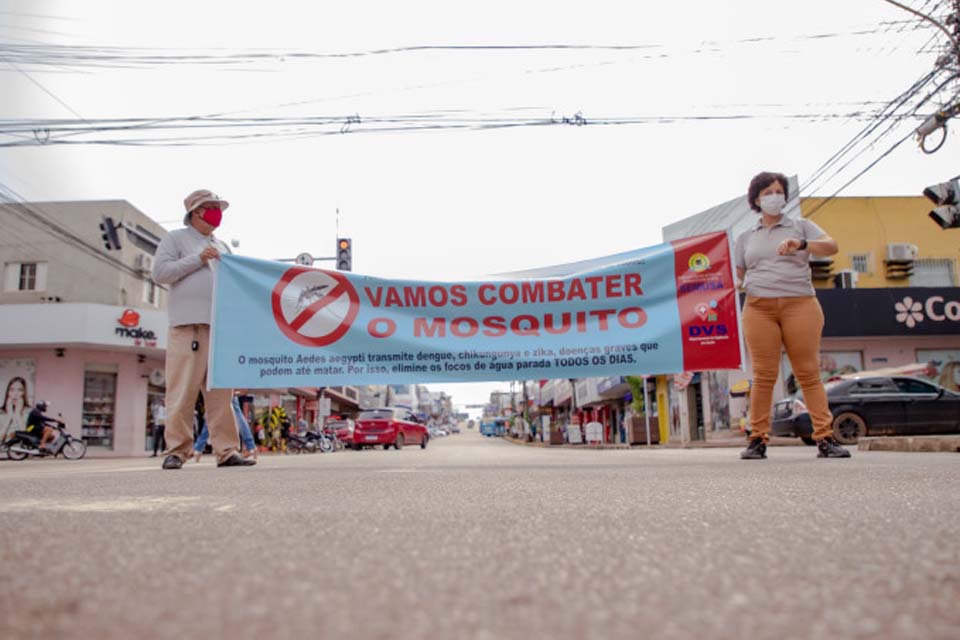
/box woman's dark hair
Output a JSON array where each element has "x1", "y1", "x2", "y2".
[{"x1": 747, "y1": 172, "x2": 789, "y2": 212}]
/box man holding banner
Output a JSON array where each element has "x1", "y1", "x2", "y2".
[{"x1": 153, "y1": 189, "x2": 255, "y2": 469}]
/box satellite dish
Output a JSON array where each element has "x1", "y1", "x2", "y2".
[{"x1": 149, "y1": 368, "x2": 166, "y2": 387}]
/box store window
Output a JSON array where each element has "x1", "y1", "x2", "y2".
[
  {"x1": 916, "y1": 349, "x2": 960, "y2": 393},
  {"x1": 82, "y1": 369, "x2": 117, "y2": 448}
]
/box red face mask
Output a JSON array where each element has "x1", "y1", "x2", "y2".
[{"x1": 199, "y1": 207, "x2": 222, "y2": 228}]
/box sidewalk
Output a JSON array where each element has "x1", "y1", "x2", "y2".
[
  {"x1": 504, "y1": 432, "x2": 804, "y2": 450},
  {"x1": 858, "y1": 435, "x2": 960, "y2": 452}
]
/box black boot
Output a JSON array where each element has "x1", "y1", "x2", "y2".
[
  {"x1": 740, "y1": 438, "x2": 767, "y2": 460},
  {"x1": 817, "y1": 438, "x2": 851, "y2": 458}
]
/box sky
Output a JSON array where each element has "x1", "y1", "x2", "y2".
[{"x1": 2, "y1": 0, "x2": 959, "y2": 409}]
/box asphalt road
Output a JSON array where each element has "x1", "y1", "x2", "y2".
[{"x1": 1, "y1": 434, "x2": 958, "y2": 640}]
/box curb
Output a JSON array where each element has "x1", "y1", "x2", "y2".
[
  {"x1": 858, "y1": 435, "x2": 960, "y2": 453},
  {"x1": 502, "y1": 435, "x2": 804, "y2": 450}
]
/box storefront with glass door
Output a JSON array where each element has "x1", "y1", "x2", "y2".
[{"x1": 0, "y1": 303, "x2": 167, "y2": 456}]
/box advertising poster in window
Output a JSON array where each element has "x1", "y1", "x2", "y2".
[
  {"x1": 781, "y1": 351, "x2": 864, "y2": 395},
  {"x1": 916, "y1": 349, "x2": 960, "y2": 392},
  {"x1": 0, "y1": 358, "x2": 35, "y2": 442}
]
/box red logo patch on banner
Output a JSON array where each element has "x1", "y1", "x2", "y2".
[{"x1": 671, "y1": 232, "x2": 741, "y2": 371}]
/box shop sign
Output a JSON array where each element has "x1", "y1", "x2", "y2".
[
  {"x1": 597, "y1": 376, "x2": 624, "y2": 394},
  {"x1": 115, "y1": 309, "x2": 158, "y2": 347},
  {"x1": 815, "y1": 288, "x2": 960, "y2": 337},
  {"x1": 894, "y1": 294, "x2": 960, "y2": 328}
]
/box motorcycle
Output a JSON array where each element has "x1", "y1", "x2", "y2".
[
  {"x1": 286, "y1": 431, "x2": 318, "y2": 454},
  {"x1": 3, "y1": 418, "x2": 87, "y2": 460},
  {"x1": 306, "y1": 429, "x2": 334, "y2": 453}
]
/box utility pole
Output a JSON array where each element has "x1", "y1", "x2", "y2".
[{"x1": 890, "y1": 0, "x2": 960, "y2": 152}]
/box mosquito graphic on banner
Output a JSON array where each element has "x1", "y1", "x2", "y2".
[{"x1": 208, "y1": 231, "x2": 743, "y2": 389}]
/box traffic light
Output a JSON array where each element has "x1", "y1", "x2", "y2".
[
  {"x1": 99, "y1": 216, "x2": 123, "y2": 250},
  {"x1": 336, "y1": 237, "x2": 352, "y2": 271},
  {"x1": 923, "y1": 177, "x2": 960, "y2": 229}
]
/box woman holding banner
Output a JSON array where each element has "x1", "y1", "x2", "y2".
[{"x1": 734, "y1": 171, "x2": 850, "y2": 460}]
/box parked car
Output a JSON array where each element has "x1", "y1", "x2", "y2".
[
  {"x1": 324, "y1": 418, "x2": 355, "y2": 445},
  {"x1": 353, "y1": 407, "x2": 429, "y2": 450},
  {"x1": 772, "y1": 376, "x2": 960, "y2": 445}
]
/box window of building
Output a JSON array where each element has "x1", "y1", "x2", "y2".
[
  {"x1": 142, "y1": 278, "x2": 158, "y2": 306},
  {"x1": 851, "y1": 254, "x2": 869, "y2": 274},
  {"x1": 19, "y1": 263, "x2": 36, "y2": 290},
  {"x1": 3, "y1": 261, "x2": 47, "y2": 292},
  {"x1": 911, "y1": 258, "x2": 957, "y2": 287},
  {"x1": 126, "y1": 224, "x2": 161, "y2": 255}
]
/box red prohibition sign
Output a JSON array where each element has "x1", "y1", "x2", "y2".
[{"x1": 271, "y1": 266, "x2": 360, "y2": 347}]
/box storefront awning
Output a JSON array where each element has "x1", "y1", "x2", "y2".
[
  {"x1": 729, "y1": 379, "x2": 751, "y2": 397},
  {"x1": 0, "y1": 303, "x2": 167, "y2": 357}
]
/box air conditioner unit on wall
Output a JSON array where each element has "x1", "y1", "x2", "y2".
[
  {"x1": 833, "y1": 269, "x2": 857, "y2": 289},
  {"x1": 886, "y1": 243, "x2": 918, "y2": 262},
  {"x1": 135, "y1": 254, "x2": 153, "y2": 273},
  {"x1": 809, "y1": 256, "x2": 834, "y2": 280}
]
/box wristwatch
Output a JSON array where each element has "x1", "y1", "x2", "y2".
[{"x1": 798, "y1": 239, "x2": 808, "y2": 251}]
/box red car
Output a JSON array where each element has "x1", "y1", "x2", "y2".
[
  {"x1": 324, "y1": 419, "x2": 355, "y2": 445},
  {"x1": 353, "y1": 408, "x2": 429, "y2": 450}
]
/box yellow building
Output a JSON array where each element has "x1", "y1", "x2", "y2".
[{"x1": 802, "y1": 196, "x2": 960, "y2": 289}]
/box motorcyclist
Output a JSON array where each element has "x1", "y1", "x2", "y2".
[{"x1": 25, "y1": 401, "x2": 59, "y2": 452}]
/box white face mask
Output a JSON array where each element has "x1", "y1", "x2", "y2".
[{"x1": 759, "y1": 193, "x2": 786, "y2": 215}]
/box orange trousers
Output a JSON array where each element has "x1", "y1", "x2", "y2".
[{"x1": 742, "y1": 296, "x2": 834, "y2": 442}]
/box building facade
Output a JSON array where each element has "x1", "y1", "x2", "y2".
[{"x1": 1, "y1": 200, "x2": 168, "y2": 455}]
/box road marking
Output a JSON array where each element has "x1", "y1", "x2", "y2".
[
  {"x1": 0, "y1": 463, "x2": 162, "y2": 480},
  {"x1": 0, "y1": 496, "x2": 203, "y2": 513}
]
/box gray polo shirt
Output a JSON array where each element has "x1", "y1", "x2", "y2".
[
  {"x1": 153, "y1": 225, "x2": 231, "y2": 326},
  {"x1": 734, "y1": 216, "x2": 826, "y2": 298}
]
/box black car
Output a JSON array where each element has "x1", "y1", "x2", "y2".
[{"x1": 771, "y1": 376, "x2": 960, "y2": 445}]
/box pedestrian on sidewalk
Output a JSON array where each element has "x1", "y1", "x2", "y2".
[
  {"x1": 150, "y1": 398, "x2": 166, "y2": 456},
  {"x1": 152, "y1": 188, "x2": 255, "y2": 469},
  {"x1": 193, "y1": 396, "x2": 258, "y2": 462},
  {"x1": 734, "y1": 171, "x2": 850, "y2": 460}
]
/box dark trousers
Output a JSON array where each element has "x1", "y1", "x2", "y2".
[{"x1": 152, "y1": 424, "x2": 166, "y2": 456}]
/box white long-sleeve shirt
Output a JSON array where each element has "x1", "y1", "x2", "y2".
[{"x1": 152, "y1": 225, "x2": 230, "y2": 326}]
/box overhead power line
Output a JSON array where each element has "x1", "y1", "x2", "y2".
[
  {"x1": 803, "y1": 70, "x2": 960, "y2": 214},
  {"x1": 0, "y1": 20, "x2": 933, "y2": 71},
  {"x1": 0, "y1": 181, "x2": 162, "y2": 283},
  {"x1": 882, "y1": 0, "x2": 959, "y2": 51},
  {"x1": 0, "y1": 108, "x2": 927, "y2": 147}
]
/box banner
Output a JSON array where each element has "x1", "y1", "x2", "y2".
[{"x1": 209, "y1": 231, "x2": 742, "y2": 388}]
